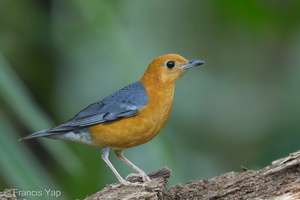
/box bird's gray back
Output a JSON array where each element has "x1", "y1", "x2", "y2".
[{"x1": 49, "y1": 81, "x2": 149, "y2": 132}]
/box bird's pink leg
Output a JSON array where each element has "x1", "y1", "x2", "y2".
[
  {"x1": 115, "y1": 150, "x2": 151, "y2": 182},
  {"x1": 101, "y1": 147, "x2": 146, "y2": 187}
]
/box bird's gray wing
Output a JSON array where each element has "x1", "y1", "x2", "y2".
[{"x1": 49, "y1": 81, "x2": 149, "y2": 132}]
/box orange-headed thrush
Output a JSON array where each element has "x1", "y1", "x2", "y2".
[{"x1": 20, "y1": 54, "x2": 204, "y2": 186}]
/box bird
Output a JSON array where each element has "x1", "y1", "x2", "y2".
[{"x1": 20, "y1": 54, "x2": 204, "y2": 186}]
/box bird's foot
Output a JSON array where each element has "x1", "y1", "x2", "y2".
[
  {"x1": 126, "y1": 172, "x2": 151, "y2": 182},
  {"x1": 109, "y1": 179, "x2": 146, "y2": 188},
  {"x1": 109, "y1": 173, "x2": 150, "y2": 188}
]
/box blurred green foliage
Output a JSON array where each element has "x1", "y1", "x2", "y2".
[{"x1": 1, "y1": 0, "x2": 300, "y2": 199}]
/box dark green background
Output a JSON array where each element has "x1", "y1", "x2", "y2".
[{"x1": 1, "y1": 1, "x2": 300, "y2": 199}]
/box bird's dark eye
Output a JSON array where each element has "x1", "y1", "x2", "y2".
[{"x1": 166, "y1": 61, "x2": 175, "y2": 69}]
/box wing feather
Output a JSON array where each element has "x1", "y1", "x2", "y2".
[{"x1": 49, "y1": 81, "x2": 149, "y2": 132}]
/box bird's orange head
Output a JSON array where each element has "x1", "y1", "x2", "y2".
[{"x1": 140, "y1": 54, "x2": 204, "y2": 85}]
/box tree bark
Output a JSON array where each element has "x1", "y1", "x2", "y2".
[{"x1": 87, "y1": 150, "x2": 300, "y2": 199}]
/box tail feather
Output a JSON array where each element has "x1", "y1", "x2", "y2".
[
  {"x1": 19, "y1": 129, "x2": 95, "y2": 147},
  {"x1": 19, "y1": 129, "x2": 53, "y2": 141}
]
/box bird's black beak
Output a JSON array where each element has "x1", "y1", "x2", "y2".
[{"x1": 182, "y1": 60, "x2": 205, "y2": 70}]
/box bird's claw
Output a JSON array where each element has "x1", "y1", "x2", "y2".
[
  {"x1": 126, "y1": 172, "x2": 151, "y2": 182},
  {"x1": 109, "y1": 179, "x2": 146, "y2": 188}
]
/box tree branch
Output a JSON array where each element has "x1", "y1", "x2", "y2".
[{"x1": 85, "y1": 150, "x2": 300, "y2": 199}]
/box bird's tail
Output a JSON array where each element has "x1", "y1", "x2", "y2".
[
  {"x1": 19, "y1": 129, "x2": 96, "y2": 147},
  {"x1": 19, "y1": 129, "x2": 52, "y2": 141}
]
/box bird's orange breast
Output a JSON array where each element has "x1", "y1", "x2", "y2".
[{"x1": 89, "y1": 82, "x2": 175, "y2": 150}]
